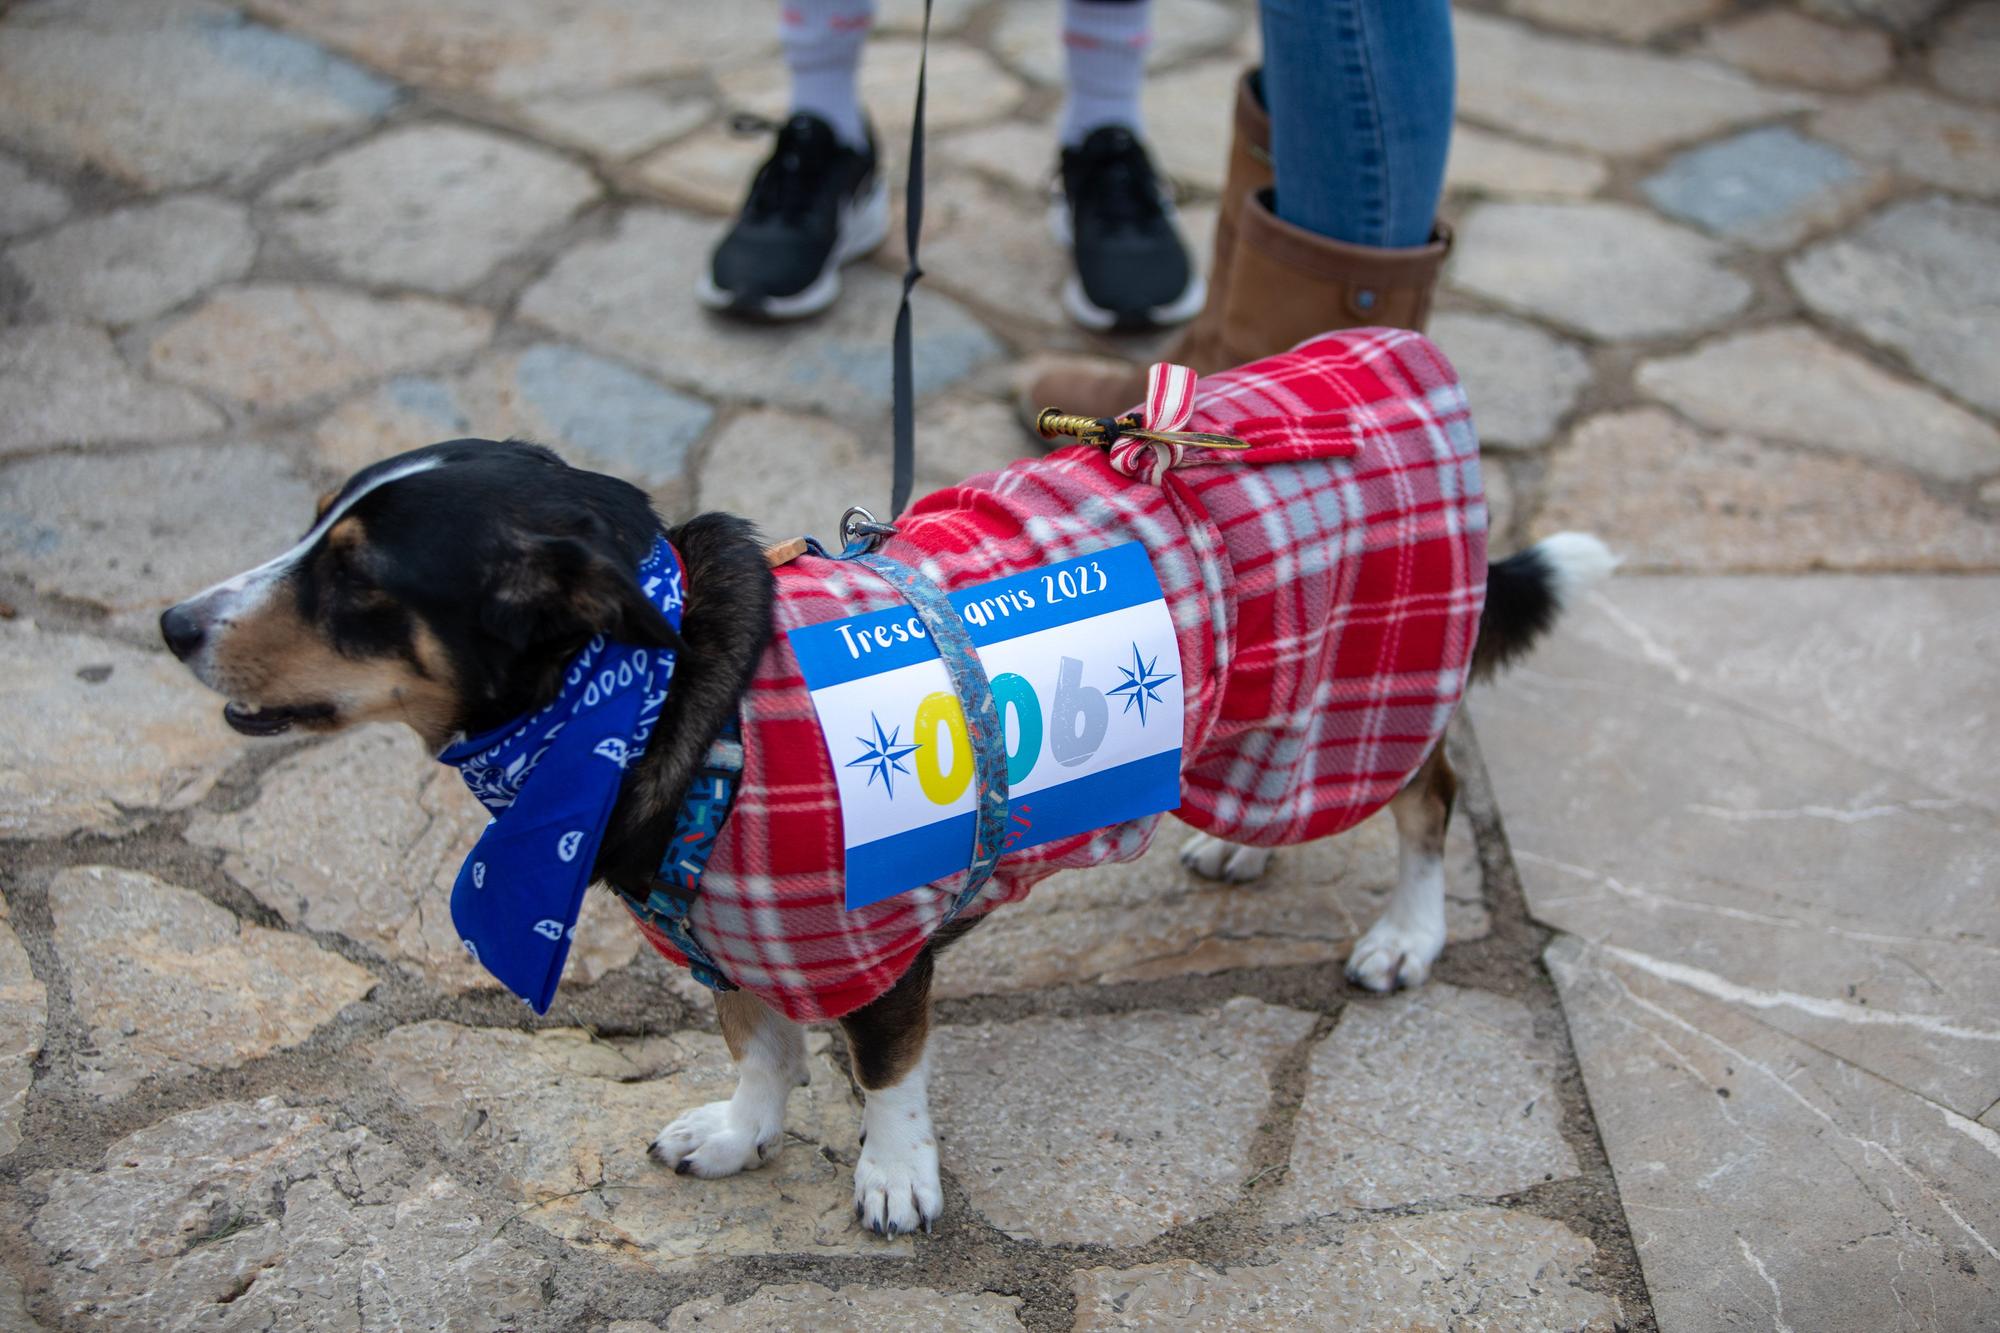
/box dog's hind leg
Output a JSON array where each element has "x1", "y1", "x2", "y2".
[
  {"x1": 650, "y1": 988, "x2": 808, "y2": 1178},
  {"x1": 840, "y1": 945, "x2": 943, "y2": 1236},
  {"x1": 1179, "y1": 830, "x2": 1274, "y2": 882},
  {"x1": 1346, "y1": 743, "x2": 1458, "y2": 992}
]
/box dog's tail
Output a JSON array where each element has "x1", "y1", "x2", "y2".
[{"x1": 1471, "y1": 532, "x2": 1618, "y2": 680}]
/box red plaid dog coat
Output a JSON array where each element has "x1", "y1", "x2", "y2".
[{"x1": 633, "y1": 328, "x2": 1487, "y2": 1022}]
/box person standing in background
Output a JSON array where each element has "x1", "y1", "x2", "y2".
[
  {"x1": 699, "y1": 0, "x2": 1203, "y2": 331},
  {"x1": 1024, "y1": 0, "x2": 1456, "y2": 418}
]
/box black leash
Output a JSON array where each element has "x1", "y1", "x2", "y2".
[{"x1": 888, "y1": 0, "x2": 932, "y2": 519}]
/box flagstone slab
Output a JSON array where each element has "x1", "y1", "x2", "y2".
[
  {"x1": 7, "y1": 197, "x2": 254, "y2": 326},
  {"x1": 633, "y1": 122, "x2": 781, "y2": 214},
  {"x1": 663, "y1": 1284, "x2": 1026, "y2": 1331},
  {"x1": 1475, "y1": 577, "x2": 2000, "y2": 1117},
  {"x1": 1072, "y1": 1207, "x2": 1622, "y2": 1331},
  {"x1": 991, "y1": 0, "x2": 1239, "y2": 87},
  {"x1": 698, "y1": 396, "x2": 1027, "y2": 544},
  {"x1": 148, "y1": 283, "x2": 494, "y2": 414},
  {"x1": 1933, "y1": 3, "x2": 2000, "y2": 105},
  {"x1": 1445, "y1": 125, "x2": 1608, "y2": 201},
  {"x1": 263, "y1": 124, "x2": 600, "y2": 294},
  {"x1": 1141, "y1": 59, "x2": 1240, "y2": 193},
  {"x1": 1503, "y1": 0, "x2": 1723, "y2": 41},
  {"x1": 1484, "y1": 457, "x2": 1517, "y2": 542},
  {"x1": 931, "y1": 999, "x2": 1315, "y2": 1247},
  {"x1": 30, "y1": 1097, "x2": 551, "y2": 1330},
  {"x1": 0, "y1": 157, "x2": 69, "y2": 239},
  {"x1": 0, "y1": 620, "x2": 244, "y2": 838},
  {"x1": 717, "y1": 38, "x2": 1025, "y2": 134},
  {"x1": 185, "y1": 724, "x2": 640, "y2": 994},
  {"x1": 1802, "y1": 0, "x2": 1952, "y2": 32},
  {"x1": 246, "y1": 0, "x2": 778, "y2": 98},
  {"x1": 518, "y1": 88, "x2": 712, "y2": 161},
  {"x1": 1456, "y1": 12, "x2": 1812, "y2": 157},
  {"x1": 0, "y1": 897, "x2": 45, "y2": 1158},
  {"x1": 1537, "y1": 409, "x2": 2000, "y2": 572},
  {"x1": 1, "y1": 323, "x2": 223, "y2": 455},
  {"x1": 520, "y1": 209, "x2": 1002, "y2": 418},
  {"x1": 365, "y1": 1021, "x2": 896, "y2": 1266},
  {"x1": 1788, "y1": 195, "x2": 2000, "y2": 416},
  {"x1": 1702, "y1": 9, "x2": 1894, "y2": 91},
  {"x1": 904, "y1": 174, "x2": 1067, "y2": 327},
  {"x1": 1546, "y1": 935, "x2": 1999, "y2": 1333},
  {"x1": 1266, "y1": 984, "x2": 1578, "y2": 1220},
  {"x1": 313, "y1": 343, "x2": 712, "y2": 501},
  {"x1": 0, "y1": 441, "x2": 317, "y2": 624},
  {"x1": 1451, "y1": 202, "x2": 1751, "y2": 341},
  {"x1": 1814, "y1": 88, "x2": 2000, "y2": 199},
  {"x1": 877, "y1": 0, "x2": 984, "y2": 33},
  {"x1": 939, "y1": 810, "x2": 1486, "y2": 998},
  {"x1": 938, "y1": 120, "x2": 1063, "y2": 196},
  {"x1": 0, "y1": 1266, "x2": 35, "y2": 1333},
  {"x1": 1641, "y1": 126, "x2": 1886, "y2": 251},
  {"x1": 48, "y1": 866, "x2": 376, "y2": 1098},
  {"x1": 1636, "y1": 324, "x2": 2000, "y2": 483},
  {"x1": 0, "y1": 0, "x2": 396, "y2": 190},
  {"x1": 1430, "y1": 311, "x2": 1591, "y2": 452}
]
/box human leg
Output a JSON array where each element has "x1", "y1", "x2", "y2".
[
  {"x1": 1021, "y1": 0, "x2": 1455, "y2": 418},
  {"x1": 1258, "y1": 0, "x2": 1453, "y2": 250},
  {"x1": 697, "y1": 0, "x2": 889, "y2": 319},
  {"x1": 1054, "y1": 0, "x2": 1204, "y2": 330}
]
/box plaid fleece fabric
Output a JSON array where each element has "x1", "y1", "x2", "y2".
[{"x1": 631, "y1": 328, "x2": 1488, "y2": 1022}]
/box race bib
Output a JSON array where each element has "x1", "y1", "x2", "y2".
[{"x1": 789, "y1": 542, "x2": 1184, "y2": 909}]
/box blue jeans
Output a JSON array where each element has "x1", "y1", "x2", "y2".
[{"x1": 1258, "y1": 0, "x2": 1454, "y2": 249}]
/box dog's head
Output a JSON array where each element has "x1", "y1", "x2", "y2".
[{"x1": 161, "y1": 440, "x2": 681, "y2": 750}]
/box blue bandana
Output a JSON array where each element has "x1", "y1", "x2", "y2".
[{"x1": 437, "y1": 537, "x2": 685, "y2": 1013}]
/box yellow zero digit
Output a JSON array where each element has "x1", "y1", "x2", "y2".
[{"x1": 915, "y1": 691, "x2": 973, "y2": 804}]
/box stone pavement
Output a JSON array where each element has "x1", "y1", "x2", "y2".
[{"x1": 0, "y1": 0, "x2": 1994, "y2": 1327}]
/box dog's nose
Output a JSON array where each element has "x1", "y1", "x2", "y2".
[{"x1": 160, "y1": 604, "x2": 205, "y2": 661}]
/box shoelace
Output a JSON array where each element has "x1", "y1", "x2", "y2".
[
  {"x1": 733, "y1": 112, "x2": 840, "y2": 223},
  {"x1": 1072, "y1": 129, "x2": 1166, "y2": 234}
]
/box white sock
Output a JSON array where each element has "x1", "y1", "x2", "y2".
[
  {"x1": 783, "y1": 0, "x2": 876, "y2": 151},
  {"x1": 1060, "y1": 0, "x2": 1150, "y2": 147}
]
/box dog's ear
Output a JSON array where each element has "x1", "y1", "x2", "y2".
[{"x1": 481, "y1": 531, "x2": 685, "y2": 653}]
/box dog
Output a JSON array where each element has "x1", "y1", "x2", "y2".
[{"x1": 161, "y1": 329, "x2": 1611, "y2": 1237}]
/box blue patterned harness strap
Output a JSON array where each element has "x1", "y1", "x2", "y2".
[
  {"x1": 806, "y1": 530, "x2": 1010, "y2": 923},
  {"x1": 628, "y1": 716, "x2": 743, "y2": 992}
]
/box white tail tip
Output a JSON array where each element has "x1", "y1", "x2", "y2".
[{"x1": 1534, "y1": 532, "x2": 1619, "y2": 607}]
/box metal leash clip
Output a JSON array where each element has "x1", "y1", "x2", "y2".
[
  {"x1": 1035, "y1": 409, "x2": 1248, "y2": 451},
  {"x1": 839, "y1": 505, "x2": 898, "y2": 554}
]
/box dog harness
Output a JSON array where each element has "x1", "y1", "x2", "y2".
[{"x1": 629, "y1": 327, "x2": 1488, "y2": 1023}]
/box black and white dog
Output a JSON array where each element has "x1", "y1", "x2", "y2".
[{"x1": 163, "y1": 436, "x2": 1610, "y2": 1236}]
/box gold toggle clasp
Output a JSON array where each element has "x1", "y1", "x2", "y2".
[{"x1": 1034, "y1": 408, "x2": 1248, "y2": 451}]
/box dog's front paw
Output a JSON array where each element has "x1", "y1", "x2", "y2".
[
  {"x1": 853, "y1": 1128, "x2": 942, "y2": 1237},
  {"x1": 649, "y1": 1101, "x2": 779, "y2": 1178},
  {"x1": 1345, "y1": 915, "x2": 1446, "y2": 992},
  {"x1": 1179, "y1": 832, "x2": 1273, "y2": 883}
]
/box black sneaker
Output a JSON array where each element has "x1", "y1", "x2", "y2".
[
  {"x1": 697, "y1": 113, "x2": 890, "y2": 320},
  {"x1": 1052, "y1": 125, "x2": 1204, "y2": 332}
]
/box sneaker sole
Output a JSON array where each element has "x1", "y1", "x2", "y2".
[
  {"x1": 696, "y1": 178, "x2": 892, "y2": 321},
  {"x1": 1048, "y1": 200, "x2": 1207, "y2": 333}
]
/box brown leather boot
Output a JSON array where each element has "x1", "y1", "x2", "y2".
[
  {"x1": 1020, "y1": 70, "x2": 1270, "y2": 422},
  {"x1": 1206, "y1": 190, "x2": 1452, "y2": 368}
]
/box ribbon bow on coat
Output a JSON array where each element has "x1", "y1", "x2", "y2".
[{"x1": 1106, "y1": 362, "x2": 1201, "y2": 486}]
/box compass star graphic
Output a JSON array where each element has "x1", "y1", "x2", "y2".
[
  {"x1": 847, "y1": 712, "x2": 922, "y2": 797},
  {"x1": 1107, "y1": 642, "x2": 1176, "y2": 726}
]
